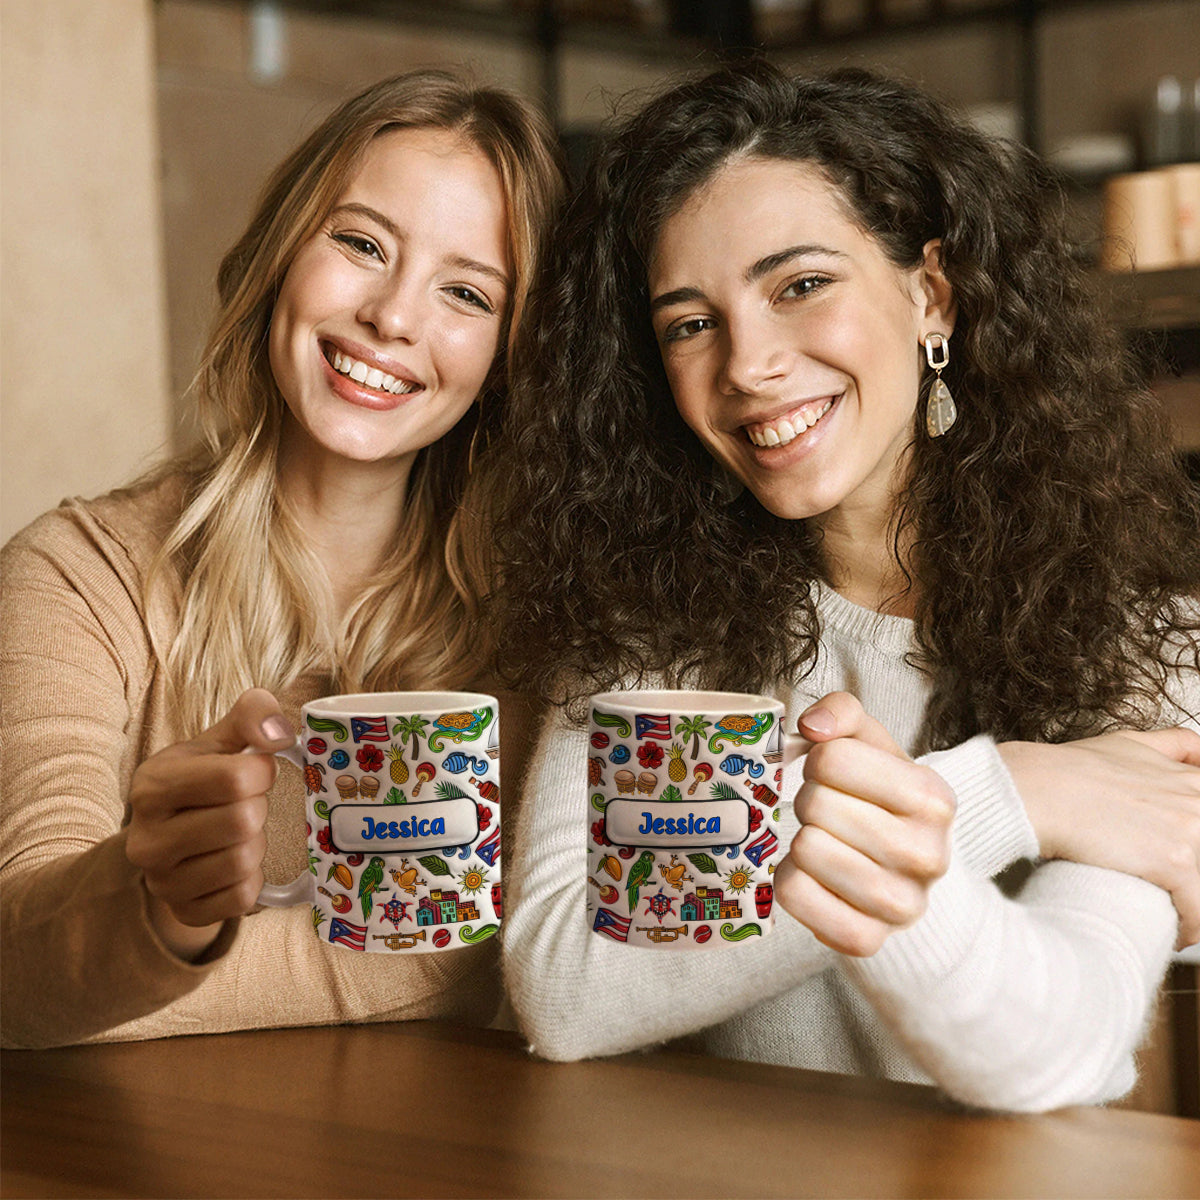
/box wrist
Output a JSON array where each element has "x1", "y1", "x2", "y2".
[
  {"x1": 144, "y1": 889, "x2": 224, "y2": 963},
  {"x1": 996, "y1": 740, "x2": 1061, "y2": 859}
]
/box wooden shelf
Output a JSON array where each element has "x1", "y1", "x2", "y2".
[{"x1": 1106, "y1": 264, "x2": 1200, "y2": 333}]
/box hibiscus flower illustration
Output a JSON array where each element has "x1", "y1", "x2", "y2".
[
  {"x1": 591, "y1": 818, "x2": 612, "y2": 847},
  {"x1": 637, "y1": 743, "x2": 663, "y2": 769},
  {"x1": 317, "y1": 825, "x2": 334, "y2": 854},
  {"x1": 356, "y1": 745, "x2": 384, "y2": 772},
  {"x1": 476, "y1": 802, "x2": 493, "y2": 831}
]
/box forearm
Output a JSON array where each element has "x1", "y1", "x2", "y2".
[
  {"x1": 843, "y1": 855, "x2": 1176, "y2": 1111},
  {"x1": 1, "y1": 833, "x2": 237, "y2": 1048}
]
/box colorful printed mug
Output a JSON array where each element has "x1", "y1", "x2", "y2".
[
  {"x1": 259, "y1": 691, "x2": 502, "y2": 953},
  {"x1": 587, "y1": 690, "x2": 801, "y2": 950}
]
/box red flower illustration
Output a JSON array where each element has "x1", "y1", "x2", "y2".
[
  {"x1": 637, "y1": 743, "x2": 663, "y2": 769},
  {"x1": 317, "y1": 825, "x2": 334, "y2": 853},
  {"x1": 356, "y1": 745, "x2": 384, "y2": 772},
  {"x1": 591, "y1": 818, "x2": 611, "y2": 847},
  {"x1": 476, "y1": 803, "x2": 493, "y2": 830},
  {"x1": 749, "y1": 805, "x2": 763, "y2": 833}
]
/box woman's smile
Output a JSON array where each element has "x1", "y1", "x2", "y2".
[{"x1": 743, "y1": 395, "x2": 838, "y2": 449}]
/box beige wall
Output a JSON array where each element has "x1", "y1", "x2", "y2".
[{"x1": 1, "y1": 0, "x2": 170, "y2": 543}]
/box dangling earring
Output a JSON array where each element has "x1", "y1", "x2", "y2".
[{"x1": 923, "y1": 333, "x2": 957, "y2": 438}]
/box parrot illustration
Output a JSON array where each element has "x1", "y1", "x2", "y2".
[
  {"x1": 358, "y1": 856, "x2": 385, "y2": 922},
  {"x1": 625, "y1": 850, "x2": 655, "y2": 914}
]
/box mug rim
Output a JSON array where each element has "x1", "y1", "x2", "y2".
[
  {"x1": 590, "y1": 689, "x2": 782, "y2": 712},
  {"x1": 302, "y1": 691, "x2": 497, "y2": 717}
]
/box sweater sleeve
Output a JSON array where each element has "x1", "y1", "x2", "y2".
[
  {"x1": 0, "y1": 504, "x2": 238, "y2": 1047},
  {"x1": 501, "y1": 705, "x2": 836, "y2": 1062},
  {"x1": 921, "y1": 735, "x2": 1040, "y2": 877},
  {"x1": 842, "y1": 854, "x2": 1176, "y2": 1111}
]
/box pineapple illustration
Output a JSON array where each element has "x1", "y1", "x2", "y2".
[
  {"x1": 667, "y1": 743, "x2": 686, "y2": 783},
  {"x1": 387, "y1": 744, "x2": 409, "y2": 785}
]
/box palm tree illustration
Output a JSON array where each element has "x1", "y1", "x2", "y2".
[
  {"x1": 675, "y1": 715, "x2": 711, "y2": 760},
  {"x1": 390, "y1": 715, "x2": 429, "y2": 761}
]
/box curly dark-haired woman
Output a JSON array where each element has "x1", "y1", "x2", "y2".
[{"x1": 489, "y1": 62, "x2": 1200, "y2": 1111}]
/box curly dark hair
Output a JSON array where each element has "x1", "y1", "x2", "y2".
[{"x1": 484, "y1": 60, "x2": 1200, "y2": 749}]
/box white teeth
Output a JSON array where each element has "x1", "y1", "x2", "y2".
[
  {"x1": 329, "y1": 349, "x2": 417, "y2": 396},
  {"x1": 746, "y1": 400, "x2": 833, "y2": 448}
]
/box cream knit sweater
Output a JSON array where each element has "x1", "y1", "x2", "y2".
[{"x1": 502, "y1": 586, "x2": 1185, "y2": 1112}]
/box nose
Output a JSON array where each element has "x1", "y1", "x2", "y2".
[
  {"x1": 718, "y1": 312, "x2": 790, "y2": 396},
  {"x1": 357, "y1": 274, "x2": 425, "y2": 343}
]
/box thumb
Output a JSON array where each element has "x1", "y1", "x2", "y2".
[
  {"x1": 190, "y1": 687, "x2": 295, "y2": 756},
  {"x1": 797, "y1": 691, "x2": 908, "y2": 760}
]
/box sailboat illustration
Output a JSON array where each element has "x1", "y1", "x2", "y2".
[{"x1": 765, "y1": 719, "x2": 783, "y2": 764}]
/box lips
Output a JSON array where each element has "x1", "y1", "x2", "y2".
[
  {"x1": 744, "y1": 395, "x2": 837, "y2": 448},
  {"x1": 322, "y1": 342, "x2": 422, "y2": 397}
]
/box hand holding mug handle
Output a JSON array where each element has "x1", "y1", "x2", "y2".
[
  {"x1": 774, "y1": 692, "x2": 956, "y2": 957},
  {"x1": 126, "y1": 688, "x2": 295, "y2": 959}
]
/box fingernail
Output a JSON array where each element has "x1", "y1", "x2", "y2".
[
  {"x1": 799, "y1": 706, "x2": 836, "y2": 737},
  {"x1": 261, "y1": 715, "x2": 292, "y2": 744}
]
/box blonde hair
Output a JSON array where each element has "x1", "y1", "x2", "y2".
[{"x1": 152, "y1": 70, "x2": 565, "y2": 734}]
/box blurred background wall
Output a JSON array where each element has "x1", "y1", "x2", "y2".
[{"x1": 3, "y1": 0, "x2": 1198, "y2": 541}]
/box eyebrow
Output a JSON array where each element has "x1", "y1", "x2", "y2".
[
  {"x1": 650, "y1": 243, "x2": 846, "y2": 312},
  {"x1": 330, "y1": 202, "x2": 511, "y2": 290}
]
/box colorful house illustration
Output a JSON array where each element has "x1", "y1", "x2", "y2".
[
  {"x1": 416, "y1": 888, "x2": 481, "y2": 926},
  {"x1": 681, "y1": 885, "x2": 741, "y2": 922}
]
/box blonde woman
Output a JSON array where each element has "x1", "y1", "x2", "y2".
[{"x1": 1, "y1": 70, "x2": 564, "y2": 1048}]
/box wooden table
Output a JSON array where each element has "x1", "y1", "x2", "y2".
[{"x1": 3, "y1": 1021, "x2": 1199, "y2": 1199}]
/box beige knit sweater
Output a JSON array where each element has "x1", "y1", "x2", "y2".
[{"x1": 0, "y1": 475, "x2": 540, "y2": 1048}]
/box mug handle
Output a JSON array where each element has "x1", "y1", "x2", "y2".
[
  {"x1": 244, "y1": 742, "x2": 313, "y2": 907},
  {"x1": 781, "y1": 731, "x2": 809, "y2": 769}
]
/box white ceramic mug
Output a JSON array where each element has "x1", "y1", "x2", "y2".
[
  {"x1": 586, "y1": 690, "x2": 803, "y2": 950},
  {"x1": 260, "y1": 691, "x2": 501, "y2": 953}
]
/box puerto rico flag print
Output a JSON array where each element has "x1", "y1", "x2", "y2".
[
  {"x1": 593, "y1": 907, "x2": 632, "y2": 942},
  {"x1": 351, "y1": 716, "x2": 390, "y2": 743},
  {"x1": 328, "y1": 918, "x2": 368, "y2": 951},
  {"x1": 635, "y1": 714, "x2": 672, "y2": 741}
]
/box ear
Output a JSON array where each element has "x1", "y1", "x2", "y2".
[{"x1": 917, "y1": 238, "x2": 956, "y2": 340}]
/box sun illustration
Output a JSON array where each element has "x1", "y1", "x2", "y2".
[
  {"x1": 457, "y1": 865, "x2": 488, "y2": 896},
  {"x1": 724, "y1": 866, "x2": 753, "y2": 894}
]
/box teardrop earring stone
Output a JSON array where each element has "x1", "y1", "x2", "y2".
[{"x1": 926, "y1": 377, "x2": 957, "y2": 437}]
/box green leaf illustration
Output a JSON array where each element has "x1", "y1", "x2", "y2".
[
  {"x1": 687, "y1": 853, "x2": 719, "y2": 876},
  {"x1": 418, "y1": 854, "x2": 452, "y2": 877}
]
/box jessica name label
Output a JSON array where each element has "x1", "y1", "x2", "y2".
[
  {"x1": 604, "y1": 798, "x2": 750, "y2": 848},
  {"x1": 329, "y1": 798, "x2": 479, "y2": 852}
]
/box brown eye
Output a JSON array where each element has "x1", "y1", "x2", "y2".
[{"x1": 334, "y1": 232, "x2": 382, "y2": 260}]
